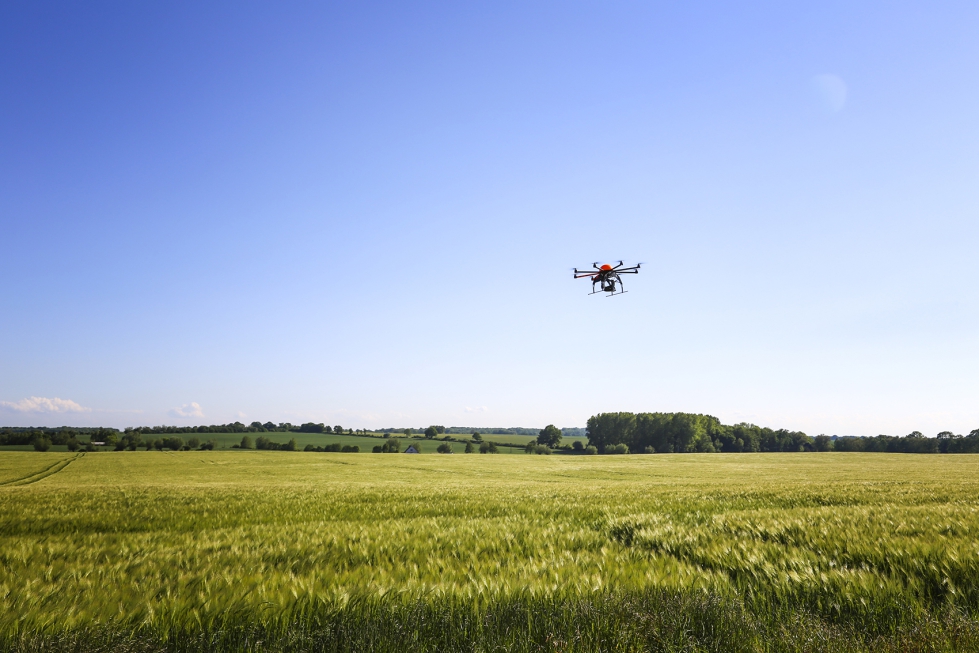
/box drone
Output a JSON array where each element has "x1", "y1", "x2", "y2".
[{"x1": 573, "y1": 261, "x2": 640, "y2": 296}]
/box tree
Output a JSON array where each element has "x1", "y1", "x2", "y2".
[
  {"x1": 572, "y1": 440, "x2": 584, "y2": 451},
  {"x1": 537, "y1": 425, "x2": 562, "y2": 448},
  {"x1": 425, "y1": 426, "x2": 438, "y2": 439},
  {"x1": 240, "y1": 436, "x2": 254, "y2": 450},
  {"x1": 435, "y1": 425, "x2": 445, "y2": 434},
  {"x1": 479, "y1": 441, "x2": 498, "y2": 454},
  {"x1": 187, "y1": 436, "x2": 202, "y2": 450},
  {"x1": 333, "y1": 425, "x2": 343, "y2": 434},
  {"x1": 382, "y1": 438, "x2": 401, "y2": 453},
  {"x1": 403, "y1": 428, "x2": 412, "y2": 438},
  {"x1": 66, "y1": 438, "x2": 80, "y2": 452},
  {"x1": 586, "y1": 412, "x2": 636, "y2": 453},
  {"x1": 464, "y1": 442, "x2": 474, "y2": 453},
  {"x1": 437, "y1": 442, "x2": 452, "y2": 453},
  {"x1": 813, "y1": 435, "x2": 834, "y2": 452},
  {"x1": 471, "y1": 432, "x2": 482, "y2": 442},
  {"x1": 33, "y1": 437, "x2": 51, "y2": 452},
  {"x1": 524, "y1": 441, "x2": 536, "y2": 454},
  {"x1": 284, "y1": 438, "x2": 298, "y2": 451}
]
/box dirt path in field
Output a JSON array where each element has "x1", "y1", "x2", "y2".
[{"x1": 0, "y1": 453, "x2": 83, "y2": 487}]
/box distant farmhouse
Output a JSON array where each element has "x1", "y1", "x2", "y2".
[{"x1": 404, "y1": 445, "x2": 420, "y2": 454}]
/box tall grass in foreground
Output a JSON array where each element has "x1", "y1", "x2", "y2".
[{"x1": 1, "y1": 452, "x2": 978, "y2": 651}]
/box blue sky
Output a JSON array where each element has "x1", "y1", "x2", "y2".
[{"x1": 2, "y1": 2, "x2": 977, "y2": 435}]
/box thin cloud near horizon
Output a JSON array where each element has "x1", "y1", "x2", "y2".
[{"x1": 0, "y1": 397, "x2": 91, "y2": 413}]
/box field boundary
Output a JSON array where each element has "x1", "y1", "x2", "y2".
[{"x1": 0, "y1": 453, "x2": 82, "y2": 487}]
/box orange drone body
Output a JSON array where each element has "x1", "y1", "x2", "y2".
[{"x1": 572, "y1": 260, "x2": 641, "y2": 296}]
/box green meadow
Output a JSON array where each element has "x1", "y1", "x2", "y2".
[{"x1": 1, "y1": 451, "x2": 978, "y2": 652}]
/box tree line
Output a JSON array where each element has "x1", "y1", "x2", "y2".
[{"x1": 585, "y1": 412, "x2": 979, "y2": 454}]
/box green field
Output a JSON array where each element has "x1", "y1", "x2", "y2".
[{"x1": 1, "y1": 452, "x2": 978, "y2": 652}]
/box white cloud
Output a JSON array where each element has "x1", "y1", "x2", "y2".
[
  {"x1": 465, "y1": 406, "x2": 489, "y2": 413},
  {"x1": 169, "y1": 402, "x2": 205, "y2": 419},
  {"x1": 0, "y1": 396, "x2": 91, "y2": 413}
]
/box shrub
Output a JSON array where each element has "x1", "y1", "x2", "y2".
[
  {"x1": 324, "y1": 443, "x2": 342, "y2": 452},
  {"x1": 584, "y1": 445, "x2": 598, "y2": 455},
  {"x1": 284, "y1": 438, "x2": 298, "y2": 451},
  {"x1": 524, "y1": 442, "x2": 536, "y2": 454},
  {"x1": 608, "y1": 443, "x2": 629, "y2": 455},
  {"x1": 85, "y1": 443, "x2": 96, "y2": 452},
  {"x1": 372, "y1": 445, "x2": 383, "y2": 453},
  {"x1": 533, "y1": 444, "x2": 551, "y2": 455},
  {"x1": 465, "y1": 442, "x2": 474, "y2": 453},
  {"x1": 572, "y1": 440, "x2": 584, "y2": 451},
  {"x1": 200, "y1": 440, "x2": 216, "y2": 450},
  {"x1": 66, "y1": 438, "x2": 80, "y2": 452},
  {"x1": 479, "y1": 441, "x2": 498, "y2": 454},
  {"x1": 341, "y1": 445, "x2": 359, "y2": 453},
  {"x1": 187, "y1": 437, "x2": 202, "y2": 449},
  {"x1": 240, "y1": 436, "x2": 254, "y2": 450},
  {"x1": 304, "y1": 444, "x2": 316, "y2": 452},
  {"x1": 33, "y1": 437, "x2": 51, "y2": 452},
  {"x1": 437, "y1": 443, "x2": 452, "y2": 454}
]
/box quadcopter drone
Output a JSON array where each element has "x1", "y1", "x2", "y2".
[{"x1": 573, "y1": 261, "x2": 640, "y2": 296}]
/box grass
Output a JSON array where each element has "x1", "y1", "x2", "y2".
[{"x1": 0, "y1": 452, "x2": 977, "y2": 651}]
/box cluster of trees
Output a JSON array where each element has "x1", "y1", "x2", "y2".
[
  {"x1": 442, "y1": 427, "x2": 542, "y2": 436},
  {"x1": 0, "y1": 427, "x2": 118, "y2": 446},
  {"x1": 294, "y1": 423, "x2": 359, "y2": 434},
  {"x1": 831, "y1": 431, "x2": 979, "y2": 454},
  {"x1": 304, "y1": 443, "x2": 360, "y2": 452},
  {"x1": 373, "y1": 439, "x2": 404, "y2": 453},
  {"x1": 374, "y1": 426, "x2": 543, "y2": 436},
  {"x1": 585, "y1": 412, "x2": 812, "y2": 454},
  {"x1": 585, "y1": 412, "x2": 979, "y2": 455},
  {"x1": 124, "y1": 422, "x2": 352, "y2": 435}
]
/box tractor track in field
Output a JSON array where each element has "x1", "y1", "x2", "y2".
[{"x1": 0, "y1": 453, "x2": 83, "y2": 487}]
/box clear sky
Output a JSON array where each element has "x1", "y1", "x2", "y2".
[{"x1": 2, "y1": 2, "x2": 977, "y2": 435}]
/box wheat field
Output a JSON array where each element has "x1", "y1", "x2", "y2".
[{"x1": 1, "y1": 450, "x2": 977, "y2": 652}]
